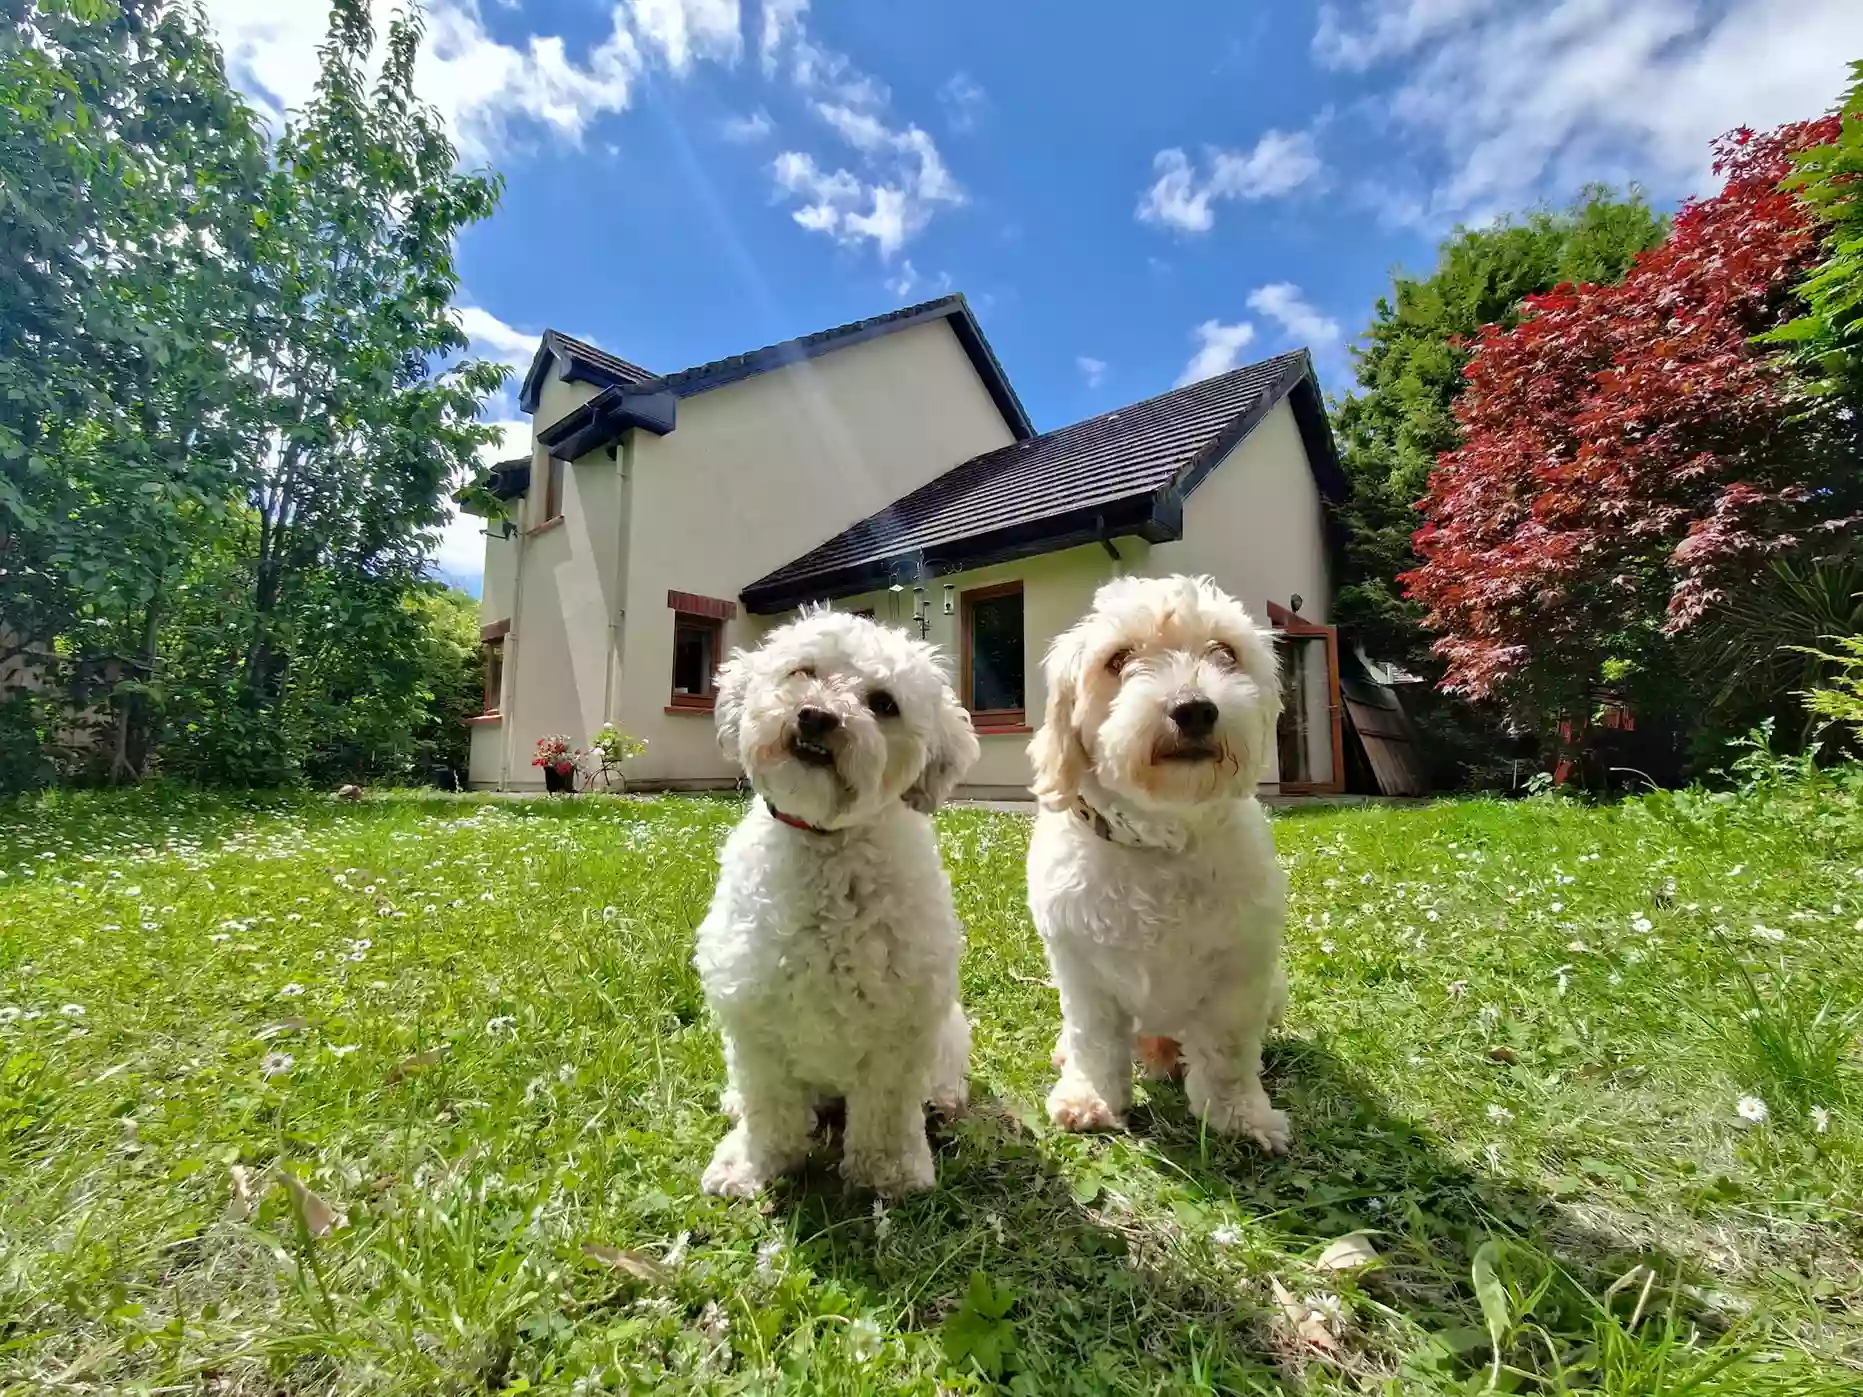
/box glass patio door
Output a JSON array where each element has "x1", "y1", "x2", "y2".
[{"x1": 1266, "y1": 602, "x2": 1343, "y2": 795}]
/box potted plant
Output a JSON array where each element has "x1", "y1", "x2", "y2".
[
  {"x1": 587, "y1": 723, "x2": 648, "y2": 792},
  {"x1": 532, "y1": 734, "x2": 580, "y2": 794}
]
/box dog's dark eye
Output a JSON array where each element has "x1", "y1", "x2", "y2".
[
  {"x1": 867, "y1": 690, "x2": 900, "y2": 717},
  {"x1": 1208, "y1": 642, "x2": 1239, "y2": 667},
  {"x1": 1106, "y1": 648, "x2": 1133, "y2": 675}
]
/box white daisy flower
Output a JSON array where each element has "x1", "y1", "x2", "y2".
[
  {"x1": 1736, "y1": 1095, "x2": 1769, "y2": 1125},
  {"x1": 1211, "y1": 1223, "x2": 1243, "y2": 1247},
  {"x1": 1486, "y1": 1103, "x2": 1514, "y2": 1124},
  {"x1": 261, "y1": 1051, "x2": 295, "y2": 1078},
  {"x1": 59, "y1": 1003, "x2": 85, "y2": 1018},
  {"x1": 1631, "y1": 916, "x2": 1653, "y2": 934},
  {"x1": 846, "y1": 1314, "x2": 883, "y2": 1363},
  {"x1": 1811, "y1": 1106, "x2": 1832, "y2": 1134},
  {"x1": 484, "y1": 1015, "x2": 517, "y2": 1036},
  {"x1": 756, "y1": 1237, "x2": 786, "y2": 1278},
  {"x1": 276, "y1": 983, "x2": 305, "y2": 998}
]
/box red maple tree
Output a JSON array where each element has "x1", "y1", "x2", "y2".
[{"x1": 1402, "y1": 115, "x2": 1860, "y2": 727}]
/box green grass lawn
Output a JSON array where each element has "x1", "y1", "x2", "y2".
[{"x1": 3, "y1": 774, "x2": 1862, "y2": 1394}]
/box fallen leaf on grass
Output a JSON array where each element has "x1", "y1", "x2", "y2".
[
  {"x1": 1315, "y1": 1232, "x2": 1379, "y2": 1272},
  {"x1": 281, "y1": 1171, "x2": 346, "y2": 1238},
  {"x1": 386, "y1": 1047, "x2": 446, "y2": 1083},
  {"x1": 1484, "y1": 1045, "x2": 1519, "y2": 1064},
  {"x1": 226, "y1": 1164, "x2": 265, "y2": 1221},
  {"x1": 582, "y1": 1243, "x2": 672, "y2": 1284},
  {"x1": 1270, "y1": 1276, "x2": 1340, "y2": 1353}
]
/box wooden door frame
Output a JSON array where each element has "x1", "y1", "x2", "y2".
[{"x1": 1265, "y1": 600, "x2": 1344, "y2": 795}]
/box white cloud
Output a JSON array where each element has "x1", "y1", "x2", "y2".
[
  {"x1": 203, "y1": 1, "x2": 651, "y2": 162},
  {"x1": 1316, "y1": 0, "x2": 1863, "y2": 222},
  {"x1": 1137, "y1": 130, "x2": 1323, "y2": 233},
  {"x1": 626, "y1": 0, "x2": 741, "y2": 75},
  {"x1": 883, "y1": 261, "x2": 952, "y2": 299},
  {"x1": 1176, "y1": 320, "x2": 1257, "y2": 387},
  {"x1": 770, "y1": 109, "x2": 962, "y2": 261},
  {"x1": 1077, "y1": 356, "x2": 1108, "y2": 389},
  {"x1": 758, "y1": 3, "x2": 957, "y2": 261},
  {"x1": 722, "y1": 107, "x2": 774, "y2": 142},
  {"x1": 815, "y1": 101, "x2": 891, "y2": 151},
  {"x1": 1245, "y1": 283, "x2": 1341, "y2": 347},
  {"x1": 456, "y1": 306, "x2": 540, "y2": 367},
  {"x1": 758, "y1": 0, "x2": 810, "y2": 76},
  {"x1": 939, "y1": 72, "x2": 987, "y2": 132},
  {"x1": 1313, "y1": 0, "x2": 1494, "y2": 71}
]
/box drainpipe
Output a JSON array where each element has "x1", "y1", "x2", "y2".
[
  {"x1": 500, "y1": 478, "x2": 532, "y2": 791},
  {"x1": 602, "y1": 434, "x2": 632, "y2": 727}
]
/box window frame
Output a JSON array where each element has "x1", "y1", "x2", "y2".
[
  {"x1": 1265, "y1": 600, "x2": 1344, "y2": 795},
  {"x1": 481, "y1": 636, "x2": 505, "y2": 717},
  {"x1": 539, "y1": 454, "x2": 566, "y2": 528},
  {"x1": 668, "y1": 612, "x2": 726, "y2": 711},
  {"x1": 960, "y1": 580, "x2": 1028, "y2": 731}
]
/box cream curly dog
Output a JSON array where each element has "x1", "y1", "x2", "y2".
[
  {"x1": 1027, "y1": 574, "x2": 1292, "y2": 1153},
  {"x1": 695, "y1": 609, "x2": 980, "y2": 1198}
]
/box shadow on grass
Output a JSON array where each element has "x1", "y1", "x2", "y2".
[{"x1": 774, "y1": 1040, "x2": 1722, "y2": 1393}]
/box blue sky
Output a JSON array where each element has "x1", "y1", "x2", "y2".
[{"x1": 203, "y1": 1, "x2": 1863, "y2": 590}]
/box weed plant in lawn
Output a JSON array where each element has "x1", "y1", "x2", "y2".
[{"x1": 1, "y1": 774, "x2": 1861, "y2": 1393}]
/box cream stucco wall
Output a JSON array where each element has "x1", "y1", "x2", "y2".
[
  {"x1": 1148, "y1": 399, "x2": 1331, "y2": 625},
  {"x1": 472, "y1": 318, "x2": 1020, "y2": 789},
  {"x1": 612, "y1": 319, "x2": 1020, "y2": 786}
]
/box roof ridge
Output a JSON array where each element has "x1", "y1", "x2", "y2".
[
  {"x1": 1034, "y1": 349, "x2": 1310, "y2": 440},
  {"x1": 656, "y1": 294, "x2": 967, "y2": 387}
]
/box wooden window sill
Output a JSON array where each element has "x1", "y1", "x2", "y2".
[
  {"x1": 974, "y1": 724, "x2": 1032, "y2": 735},
  {"x1": 525, "y1": 515, "x2": 566, "y2": 538},
  {"x1": 467, "y1": 713, "x2": 502, "y2": 725},
  {"x1": 665, "y1": 702, "x2": 716, "y2": 716}
]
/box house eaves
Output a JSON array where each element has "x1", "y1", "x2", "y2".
[{"x1": 525, "y1": 294, "x2": 1033, "y2": 460}]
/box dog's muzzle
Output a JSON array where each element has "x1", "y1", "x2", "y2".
[{"x1": 789, "y1": 705, "x2": 839, "y2": 768}]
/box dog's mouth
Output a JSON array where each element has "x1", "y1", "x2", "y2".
[
  {"x1": 789, "y1": 736, "x2": 838, "y2": 769},
  {"x1": 1156, "y1": 742, "x2": 1221, "y2": 764}
]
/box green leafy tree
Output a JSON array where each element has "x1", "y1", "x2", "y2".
[
  {"x1": 1331, "y1": 187, "x2": 1667, "y2": 783},
  {"x1": 0, "y1": 0, "x2": 266, "y2": 782},
  {"x1": 220, "y1": 0, "x2": 507, "y2": 782},
  {"x1": 1764, "y1": 59, "x2": 1863, "y2": 398}
]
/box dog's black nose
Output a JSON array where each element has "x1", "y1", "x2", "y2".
[
  {"x1": 1169, "y1": 696, "x2": 1219, "y2": 740},
  {"x1": 796, "y1": 706, "x2": 840, "y2": 740}
]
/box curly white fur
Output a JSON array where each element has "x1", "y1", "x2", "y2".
[
  {"x1": 695, "y1": 609, "x2": 980, "y2": 1198},
  {"x1": 1026, "y1": 574, "x2": 1293, "y2": 1152}
]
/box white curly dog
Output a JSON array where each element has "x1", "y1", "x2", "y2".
[
  {"x1": 1027, "y1": 574, "x2": 1293, "y2": 1153},
  {"x1": 695, "y1": 609, "x2": 980, "y2": 1198}
]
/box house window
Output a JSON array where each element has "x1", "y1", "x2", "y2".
[
  {"x1": 671, "y1": 615, "x2": 724, "y2": 707},
  {"x1": 482, "y1": 637, "x2": 505, "y2": 715},
  {"x1": 961, "y1": 581, "x2": 1025, "y2": 727},
  {"x1": 541, "y1": 455, "x2": 566, "y2": 525}
]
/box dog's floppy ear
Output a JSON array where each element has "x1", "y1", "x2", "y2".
[
  {"x1": 712, "y1": 651, "x2": 751, "y2": 763},
  {"x1": 1028, "y1": 629, "x2": 1087, "y2": 809},
  {"x1": 905, "y1": 685, "x2": 980, "y2": 815}
]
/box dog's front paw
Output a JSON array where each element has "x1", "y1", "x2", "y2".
[
  {"x1": 701, "y1": 1128, "x2": 775, "y2": 1198},
  {"x1": 843, "y1": 1144, "x2": 936, "y2": 1197},
  {"x1": 1198, "y1": 1093, "x2": 1292, "y2": 1154},
  {"x1": 1047, "y1": 1081, "x2": 1123, "y2": 1132}
]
